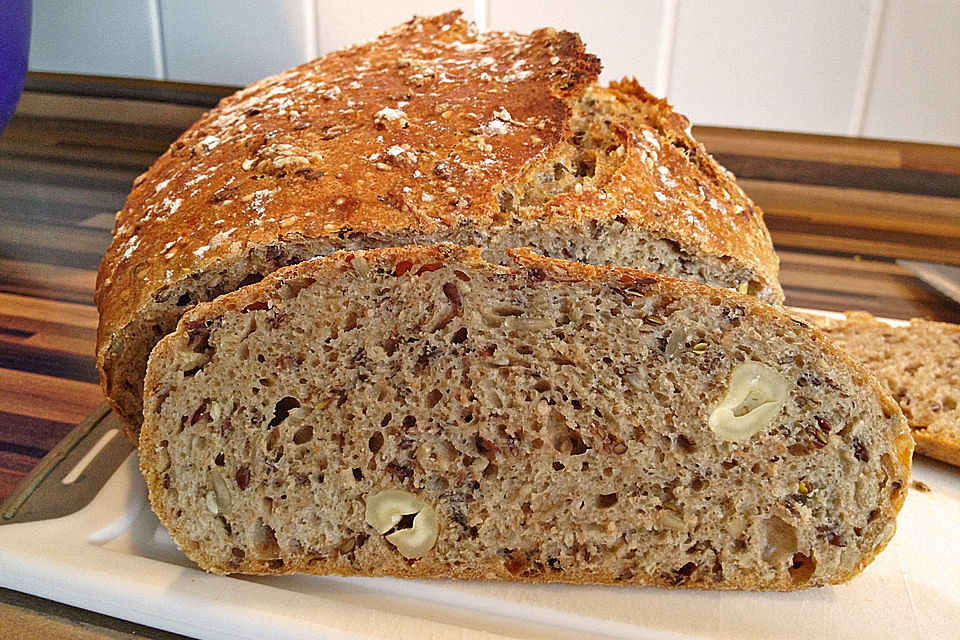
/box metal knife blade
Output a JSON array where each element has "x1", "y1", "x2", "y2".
[{"x1": 897, "y1": 259, "x2": 960, "y2": 307}]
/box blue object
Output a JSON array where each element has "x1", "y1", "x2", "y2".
[{"x1": 0, "y1": 0, "x2": 31, "y2": 135}]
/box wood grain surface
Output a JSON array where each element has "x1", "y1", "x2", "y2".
[{"x1": 1, "y1": 73, "x2": 959, "y2": 503}]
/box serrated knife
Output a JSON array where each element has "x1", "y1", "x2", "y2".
[{"x1": 897, "y1": 259, "x2": 960, "y2": 307}]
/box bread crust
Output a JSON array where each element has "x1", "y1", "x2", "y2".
[
  {"x1": 97, "y1": 12, "x2": 780, "y2": 441},
  {"x1": 141, "y1": 245, "x2": 910, "y2": 590}
]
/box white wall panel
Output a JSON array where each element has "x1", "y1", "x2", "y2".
[
  {"x1": 315, "y1": 1, "x2": 474, "y2": 55},
  {"x1": 29, "y1": 0, "x2": 162, "y2": 78},
  {"x1": 862, "y1": 0, "x2": 960, "y2": 146},
  {"x1": 668, "y1": 0, "x2": 873, "y2": 134},
  {"x1": 22, "y1": 1, "x2": 960, "y2": 145},
  {"x1": 487, "y1": 0, "x2": 664, "y2": 86},
  {"x1": 160, "y1": 0, "x2": 314, "y2": 86}
]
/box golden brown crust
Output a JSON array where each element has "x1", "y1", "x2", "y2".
[
  {"x1": 98, "y1": 12, "x2": 781, "y2": 441},
  {"x1": 141, "y1": 244, "x2": 908, "y2": 590},
  {"x1": 917, "y1": 436, "x2": 960, "y2": 467},
  {"x1": 96, "y1": 13, "x2": 600, "y2": 352},
  {"x1": 595, "y1": 79, "x2": 778, "y2": 281}
]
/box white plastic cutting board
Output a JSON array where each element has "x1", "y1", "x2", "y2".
[{"x1": 1, "y1": 311, "x2": 958, "y2": 640}]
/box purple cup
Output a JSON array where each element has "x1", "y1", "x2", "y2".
[{"x1": 0, "y1": 0, "x2": 32, "y2": 135}]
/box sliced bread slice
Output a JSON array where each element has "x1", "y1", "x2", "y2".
[
  {"x1": 801, "y1": 310, "x2": 960, "y2": 466},
  {"x1": 140, "y1": 246, "x2": 910, "y2": 590}
]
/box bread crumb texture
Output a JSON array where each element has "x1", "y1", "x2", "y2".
[
  {"x1": 802, "y1": 310, "x2": 960, "y2": 467},
  {"x1": 97, "y1": 11, "x2": 781, "y2": 440},
  {"x1": 141, "y1": 246, "x2": 909, "y2": 590}
]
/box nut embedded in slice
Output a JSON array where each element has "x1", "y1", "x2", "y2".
[
  {"x1": 365, "y1": 489, "x2": 439, "y2": 559},
  {"x1": 709, "y1": 362, "x2": 788, "y2": 442},
  {"x1": 385, "y1": 507, "x2": 439, "y2": 560},
  {"x1": 365, "y1": 489, "x2": 424, "y2": 534}
]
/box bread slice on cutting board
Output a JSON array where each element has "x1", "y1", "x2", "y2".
[
  {"x1": 140, "y1": 245, "x2": 910, "y2": 590},
  {"x1": 800, "y1": 310, "x2": 960, "y2": 467}
]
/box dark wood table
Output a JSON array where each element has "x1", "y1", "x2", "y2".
[{"x1": 0, "y1": 72, "x2": 959, "y2": 638}]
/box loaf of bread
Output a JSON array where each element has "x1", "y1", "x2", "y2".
[
  {"x1": 97, "y1": 11, "x2": 782, "y2": 441},
  {"x1": 800, "y1": 310, "x2": 960, "y2": 466},
  {"x1": 140, "y1": 245, "x2": 910, "y2": 590}
]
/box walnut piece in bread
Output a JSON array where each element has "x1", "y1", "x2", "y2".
[
  {"x1": 97, "y1": 12, "x2": 781, "y2": 442},
  {"x1": 140, "y1": 245, "x2": 909, "y2": 590}
]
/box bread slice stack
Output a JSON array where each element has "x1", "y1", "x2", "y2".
[
  {"x1": 98, "y1": 12, "x2": 913, "y2": 590},
  {"x1": 141, "y1": 245, "x2": 911, "y2": 589},
  {"x1": 96, "y1": 11, "x2": 781, "y2": 442}
]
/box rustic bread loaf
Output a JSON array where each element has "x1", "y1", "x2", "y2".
[
  {"x1": 800, "y1": 310, "x2": 960, "y2": 466},
  {"x1": 97, "y1": 12, "x2": 782, "y2": 441},
  {"x1": 140, "y1": 245, "x2": 909, "y2": 590}
]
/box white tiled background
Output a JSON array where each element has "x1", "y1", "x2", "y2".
[{"x1": 28, "y1": 0, "x2": 960, "y2": 145}]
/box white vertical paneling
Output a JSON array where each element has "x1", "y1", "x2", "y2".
[
  {"x1": 473, "y1": 0, "x2": 488, "y2": 31},
  {"x1": 487, "y1": 0, "x2": 664, "y2": 85},
  {"x1": 159, "y1": 0, "x2": 313, "y2": 85},
  {"x1": 314, "y1": 1, "x2": 475, "y2": 55},
  {"x1": 28, "y1": 0, "x2": 163, "y2": 78},
  {"x1": 654, "y1": 0, "x2": 679, "y2": 96},
  {"x1": 847, "y1": 0, "x2": 886, "y2": 136},
  {"x1": 862, "y1": 0, "x2": 960, "y2": 145},
  {"x1": 303, "y1": 0, "x2": 320, "y2": 60},
  {"x1": 668, "y1": 0, "x2": 873, "y2": 134},
  {"x1": 147, "y1": 0, "x2": 167, "y2": 79}
]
